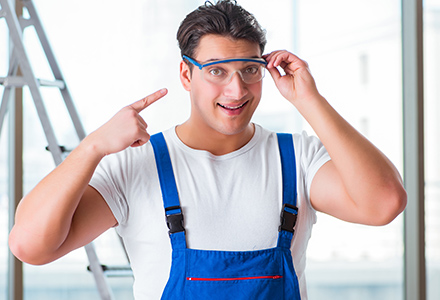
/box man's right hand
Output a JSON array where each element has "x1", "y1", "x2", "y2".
[
  {"x1": 86, "y1": 88, "x2": 168, "y2": 157},
  {"x1": 8, "y1": 88, "x2": 167, "y2": 265}
]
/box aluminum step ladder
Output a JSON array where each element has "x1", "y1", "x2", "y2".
[{"x1": 0, "y1": 0, "x2": 132, "y2": 299}]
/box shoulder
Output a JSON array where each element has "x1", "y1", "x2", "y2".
[
  {"x1": 293, "y1": 131, "x2": 328, "y2": 164},
  {"x1": 91, "y1": 138, "x2": 158, "y2": 201},
  {"x1": 256, "y1": 125, "x2": 328, "y2": 164}
]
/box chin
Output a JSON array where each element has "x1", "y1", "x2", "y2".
[{"x1": 215, "y1": 122, "x2": 253, "y2": 137}]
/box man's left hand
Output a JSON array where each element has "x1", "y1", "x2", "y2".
[{"x1": 263, "y1": 50, "x2": 321, "y2": 105}]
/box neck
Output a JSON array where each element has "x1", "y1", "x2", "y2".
[{"x1": 175, "y1": 121, "x2": 255, "y2": 156}]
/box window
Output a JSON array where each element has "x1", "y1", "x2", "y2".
[
  {"x1": 424, "y1": 0, "x2": 440, "y2": 299},
  {"x1": 293, "y1": 1, "x2": 404, "y2": 299},
  {"x1": 1, "y1": 0, "x2": 412, "y2": 299},
  {"x1": 1, "y1": 5, "x2": 9, "y2": 299}
]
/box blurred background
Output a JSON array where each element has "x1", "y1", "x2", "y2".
[{"x1": 0, "y1": 0, "x2": 437, "y2": 299}]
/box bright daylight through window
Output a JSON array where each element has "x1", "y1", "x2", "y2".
[{"x1": 0, "y1": 0, "x2": 438, "y2": 299}]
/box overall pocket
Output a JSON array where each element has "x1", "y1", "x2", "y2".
[
  {"x1": 184, "y1": 248, "x2": 285, "y2": 300},
  {"x1": 187, "y1": 275, "x2": 283, "y2": 281}
]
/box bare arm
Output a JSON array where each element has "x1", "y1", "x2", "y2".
[
  {"x1": 9, "y1": 89, "x2": 168, "y2": 265},
  {"x1": 264, "y1": 51, "x2": 406, "y2": 225}
]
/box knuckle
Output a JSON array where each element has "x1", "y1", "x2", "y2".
[
  {"x1": 143, "y1": 96, "x2": 152, "y2": 103},
  {"x1": 125, "y1": 106, "x2": 136, "y2": 115},
  {"x1": 128, "y1": 107, "x2": 139, "y2": 117}
]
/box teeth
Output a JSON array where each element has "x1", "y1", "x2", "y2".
[{"x1": 219, "y1": 102, "x2": 246, "y2": 110}]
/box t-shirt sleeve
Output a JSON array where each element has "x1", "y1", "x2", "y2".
[
  {"x1": 89, "y1": 150, "x2": 131, "y2": 226},
  {"x1": 294, "y1": 131, "x2": 331, "y2": 209}
]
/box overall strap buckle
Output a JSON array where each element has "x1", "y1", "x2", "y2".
[
  {"x1": 279, "y1": 203, "x2": 298, "y2": 233},
  {"x1": 165, "y1": 206, "x2": 185, "y2": 235}
]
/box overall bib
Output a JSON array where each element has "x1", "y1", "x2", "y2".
[{"x1": 150, "y1": 133, "x2": 301, "y2": 300}]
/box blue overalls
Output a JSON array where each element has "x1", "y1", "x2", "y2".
[{"x1": 150, "y1": 133, "x2": 301, "y2": 300}]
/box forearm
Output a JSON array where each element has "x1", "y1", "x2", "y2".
[
  {"x1": 264, "y1": 50, "x2": 406, "y2": 224},
  {"x1": 9, "y1": 89, "x2": 167, "y2": 264},
  {"x1": 10, "y1": 136, "x2": 104, "y2": 255}
]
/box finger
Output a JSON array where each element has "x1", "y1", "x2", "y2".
[
  {"x1": 271, "y1": 52, "x2": 292, "y2": 68},
  {"x1": 266, "y1": 64, "x2": 282, "y2": 82},
  {"x1": 273, "y1": 52, "x2": 306, "y2": 76},
  {"x1": 264, "y1": 52, "x2": 287, "y2": 81},
  {"x1": 130, "y1": 88, "x2": 168, "y2": 113},
  {"x1": 263, "y1": 51, "x2": 281, "y2": 68},
  {"x1": 263, "y1": 50, "x2": 290, "y2": 66},
  {"x1": 130, "y1": 131, "x2": 151, "y2": 148},
  {"x1": 137, "y1": 115, "x2": 147, "y2": 129},
  {"x1": 262, "y1": 52, "x2": 274, "y2": 61},
  {"x1": 279, "y1": 61, "x2": 288, "y2": 70},
  {"x1": 281, "y1": 52, "x2": 305, "y2": 69}
]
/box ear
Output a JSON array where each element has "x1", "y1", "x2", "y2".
[{"x1": 180, "y1": 60, "x2": 191, "y2": 91}]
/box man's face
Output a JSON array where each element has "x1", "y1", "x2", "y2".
[{"x1": 181, "y1": 34, "x2": 263, "y2": 137}]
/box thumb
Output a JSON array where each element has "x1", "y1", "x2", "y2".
[
  {"x1": 266, "y1": 65, "x2": 282, "y2": 83},
  {"x1": 130, "y1": 88, "x2": 168, "y2": 113}
]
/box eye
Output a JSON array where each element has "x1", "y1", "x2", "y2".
[
  {"x1": 208, "y1": 68, "x2": 225, "y2": 77},
  {"x1": 243, "y1": 65, "x2": 259, "y2": 74}
]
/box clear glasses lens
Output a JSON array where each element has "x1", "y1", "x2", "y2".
[{"x1": 202, "y1": 62, "x2": 265, "y2": 85}]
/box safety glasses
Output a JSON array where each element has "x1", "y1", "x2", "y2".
[{"x1": 183, "y1": 55, "x2": 267, "y2": 85}]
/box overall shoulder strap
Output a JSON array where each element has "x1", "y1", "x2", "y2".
[
  {"x1": 150, "y1": 133, "x2": 187, "y2": 249},
  {"x1": 277, "y1": 133, "x2": 297, "y2": 207},
  {"x1": 276, "y1": 133, "x2": 298, "y2": 249}
]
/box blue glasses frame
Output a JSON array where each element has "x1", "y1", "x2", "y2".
[{"x1": 182, "y1": 55, "x2": 267, "y2": 70}]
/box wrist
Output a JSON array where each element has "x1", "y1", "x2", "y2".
[
  {"x1": 290, "y1": 92, "x2": 326, "y2": 111},
  {"x1": 77, "y1": 134, "x2": 107, "y2": 162}
]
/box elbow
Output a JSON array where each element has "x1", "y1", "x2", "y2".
[
  {"x1": 9, "y1": 232, "x2": 33, "y2": 265},
  {"x1": 372, "y1": 183, "x2": 407, "y2": 226},
  {"x1": 9, "y1": 228, "x2": 54, "y2": 266}
]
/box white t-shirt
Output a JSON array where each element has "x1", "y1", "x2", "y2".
[{"x1": 90, "y1": 124, "x2": 330, "y2": 299}]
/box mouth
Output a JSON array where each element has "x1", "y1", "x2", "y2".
[{"x1": 217, "y1": 100, "x2": 249, "y2": 111}]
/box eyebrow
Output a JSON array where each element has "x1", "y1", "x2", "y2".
[
  {"x1": 204, "y1": 56, "x2": 262, "y2": 63},
  {"x1": 200, "y1": 58, "x2": 267, "y2": 70},
  {"x1": 183, "y1": 55, "x2": 267, "y2": 70}
]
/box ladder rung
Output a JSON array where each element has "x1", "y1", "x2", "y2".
[
  {"x1": 0, "y1": 76, "x2": 65, "y2": 89},
  {"x1": 104, "y1": 270, "x2": 133, "y2": 278},
  {"x1": 87, "y1": 264, "x2": 133, "y2": 278},
  {"x1": 45, "y1": 145, "x2": 71, "y2": 153},
  {"x1": 1, "y1": 0, "x2": 116, "y2": 298},
  {"x1": 19, "y1": 16, "x2": 33, "y2": 29},
  {"x1": 0, "y1": 77, "x2": 25, "y2": 87},
  {"x1": 38, "y1": 78, "x2": 65, "y2": 89}
]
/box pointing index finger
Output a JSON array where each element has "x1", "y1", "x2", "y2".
[{"x1": 130, "y1": 88, "x2": 168, "y2": 113}]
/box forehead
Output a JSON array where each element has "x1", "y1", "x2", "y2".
[{"x1": 194, "y1": 34, "x2": 261, "y2": 62}]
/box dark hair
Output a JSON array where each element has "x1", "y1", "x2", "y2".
[{"x1": 177, "y1": 0, "x2": 266, "y2": 61}]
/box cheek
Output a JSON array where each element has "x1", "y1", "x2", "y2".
[
  {"x1": 191, "y1": 81, "x2": 223, "y2": 106},
  {"x1": 248, "y1": 83, "x2": 263, "y2": 101},
  {"x1": 253, "y1": 85, "x2": 263, "y2": 96}
]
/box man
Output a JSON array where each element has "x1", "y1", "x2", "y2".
[{"x1": 9, "y1": 1, "x2": 406, "y2": 299}]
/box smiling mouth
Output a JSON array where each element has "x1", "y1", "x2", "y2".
[{"x1": 218, "y1": 101, "x2": 248, "y2": 110}]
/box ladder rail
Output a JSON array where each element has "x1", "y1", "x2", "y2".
[
  {"x1": 22, "y1": 0, "x2": 86, "y2": 140},
  {"x1": 0, "y1": 51, "x2": 19, "y2": 135},
  {"x1": 1, "y1": 0, "x2": 63, "y2": 164},
  {"x1": 85, "y1": 243, "x2": 115, "y2": 300},
  {"x1": 0, "y1": 0, "x2": 130, "y2": 299}
]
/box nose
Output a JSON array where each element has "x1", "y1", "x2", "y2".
[{"x1": 223, "y1": 71, "x2": 248, "y2": 100}]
